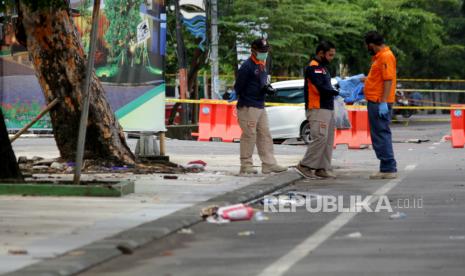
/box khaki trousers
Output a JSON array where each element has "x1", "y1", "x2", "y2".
[
  {"x1": 237, "y1": 106, "x2": 277, "y2": 167},
  {"x1": 300, "y1": 109, "x2": 335, "y2": 170}
]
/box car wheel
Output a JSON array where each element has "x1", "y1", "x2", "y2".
[{"x1": 300, "y1": 121, "x2": 311, "y2": 144}]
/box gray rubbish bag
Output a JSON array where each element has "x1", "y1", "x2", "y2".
[{"x1": 334, "y1": 96, "x2": 351, "y2": 129}]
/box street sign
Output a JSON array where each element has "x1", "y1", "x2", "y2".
[{"x1": 137, "y1": 20, "x2": 150, "y2": 44}]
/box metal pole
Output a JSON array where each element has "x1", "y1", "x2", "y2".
[
  {"x1": 73, "y1": 0, "x2": 101, "y2": 184},
  {"x1": 203, "y1": 71, "x2": 209, "y2": 98},
  {"x1": 211, "y1": 0, "x2": 219, "y2": 99}
]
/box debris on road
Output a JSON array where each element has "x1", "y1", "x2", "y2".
[
  {"x1": 254, "y1": 211, "x2": 269, "y2": 221},
  {"x1": 201, "y1": 205, "x2": 220, "y2": 218},
  {"x1": 163, "y1": 175, "x2": 178, "y2": 180},
  {"x1": 206, "y1": 216, "x2": 230, "y2": 224},
  {"x1": 17, "y1": 156, "x2": 28, "y2": 164},
  {"x1": 117, "y1": 243, "x2": 135, "y2": 255},
  {"x1": 346, "y1": 232, "x2": 363, "y2": 239},
  {"x1": 67, "y1": 250, "x2": 86, "y2": 256},
  {"x1": 184, "y1": 160, "x2": 207, "y2": 172},
  {"x1": 178, "y1": 228, "x2": 194, "y2": 235},
  {"x1": 393, "y1": 139, "x2": 430, "y2": 144},
  {"x1": 32, "y1": 165, "x2": 49, "y2": 170},
  {"x1": 161, "y1": 251, "x2": 174, "y2": 256},
  {"x1": 237, "y1": 230, "x2": 255, "y2": 236},
  {"x1": 50, "y1": 162, "x2": 65, "y2": 170},
  {"x1": 389, "y1": 212, "x2": 407, "y2": 220},
  {"x1": 202, "y1": 203, "x2": 255, "y2": 223},
  {"x1": 218, "y1": 204, "x2": 254, "y2": 221},
  {"x1": 8, "y1": 249, "x2": 28, "y2": 255}
]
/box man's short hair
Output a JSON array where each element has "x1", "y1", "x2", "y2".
[
  {"x1": 364, "y1": 31, "x2": 385, "y2": 45},
  {"x1": 315, "y1": 41, "x2": 335, "y2": 54}
]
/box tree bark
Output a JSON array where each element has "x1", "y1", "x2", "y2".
[
  {"x1": 18, "y1": 3, "x2": 135, "y2": 165},
  {"x1": 0, "y1": 110, "x2": 23, "y2": 181}
]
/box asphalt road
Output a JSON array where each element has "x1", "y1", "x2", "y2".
[{"x1": 79, "y1": 121, "x2": 465, "y2": 276}]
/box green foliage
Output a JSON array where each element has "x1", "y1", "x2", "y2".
[
  {"x1": 165, "y1": 0, "x2": 464, "y2": 79},
  {"x1": 103, "y1": 0, "x2": 143, "y2": 66},
  {"x1": 431, "y1": 45, "x2": 465, "y2": 78},
  {"x1": 0, "y1": 1, "x2": 14, "y2": 13}
]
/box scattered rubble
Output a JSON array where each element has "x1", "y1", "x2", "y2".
[
  {"x1": 178, "y1": 228, "x2": 194, "y2": 235},
  {"x1": 237, "y1": 231, "x2": 255, "y2": 236},
  {"x1": 50, "y1": 162, "x2": 65, "y2": 170},
  {"x1": 393, "y1": 139, "x2": 430, "y2": 144},
  {"x1": 346, "y1": 232, "x2": 363, "y2": 239},
  {"x1": 201, "y1": 205, "x2": 220, "y2": 219},
  {"x1": 8, "y1": 249, "x2": 28, "y2": 255},
  {"x1": 15, "y1": 156, "x2": 188, "y2": 176},
  {"x1": 254, "y1": 211, "x2": 269, "y2": 221},
  {"x1": 389, "y1": 212, "x2": 407, "y2": 220},
  {"x1": 183, "y1": 160, "x2": 207, "y2": 172}
]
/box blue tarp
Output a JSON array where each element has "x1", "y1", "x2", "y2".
[{"x1": 336, "y1": 74, "x2": 365, "y2": 104}]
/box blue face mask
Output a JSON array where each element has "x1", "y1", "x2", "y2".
[{"x1": 256, "y1": 52, "x2": 268, "y2": 61}]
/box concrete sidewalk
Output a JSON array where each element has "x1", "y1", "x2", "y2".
[{"x1": 1, "y1": 138, "x2": 303, "y2": 274}]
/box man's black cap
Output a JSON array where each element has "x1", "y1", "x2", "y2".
[{"x1": 251, "y1": 38, "x2": 270, "y2": 52}]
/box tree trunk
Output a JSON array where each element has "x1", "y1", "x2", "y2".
[
  {"x1": 0, "y1": 110, "x2": 23, "y2": 181},
  {"x1": 18, "y1": 4, "x2": 135, "y2": 165}
]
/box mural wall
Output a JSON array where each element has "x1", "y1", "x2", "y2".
[{"x1": 0, "y1": 0, "x2": 167, "y2": 132}]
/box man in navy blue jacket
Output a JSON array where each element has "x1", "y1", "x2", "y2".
[
  {"x1": 234, "y1": 38, "x2": 287, "y2": 175},
  {"x1": 296, "y1": 41, "x2": 340, "y2": 179}
]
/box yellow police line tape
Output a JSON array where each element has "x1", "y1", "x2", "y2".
[
  {"x1": 165, "y1": 98, "x2": 465, "y2": 110},
  {"x1": 165, "y1": 73, "x2": 465, "y2": 82},
  {"x1": 269, "y1": 76, "x2": 465, "y2": 82},
  {"x1": 397, "y1": 89, "x2": 465, "y2": 93},
  {"x1": 398, "y1": 78, "x2": 465, "y2": 83}
]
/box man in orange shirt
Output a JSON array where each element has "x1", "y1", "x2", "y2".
[{"x1": 364, "y1": 31, "x2": 397, "y2": 179}]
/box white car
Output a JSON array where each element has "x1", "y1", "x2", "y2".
[{"x1": 266, "y1": 78, "x2": 337, "y2": 143}]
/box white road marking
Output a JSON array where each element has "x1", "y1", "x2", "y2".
[{"x1": 256, "y1": 164, "x2": 417, "y2": 276}]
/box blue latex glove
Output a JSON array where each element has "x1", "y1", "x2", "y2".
[
  {"x1": 379, "y1": 102, "x2": 389, "y2": 119},
  {"x1": 228, "y1": 91, "x2": 238, "y2": 102}
]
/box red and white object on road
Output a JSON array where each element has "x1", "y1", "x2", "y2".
[{"x1": 218, "y1": 204, "x2": 254, "y2": 221}]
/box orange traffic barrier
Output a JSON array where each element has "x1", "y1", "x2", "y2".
[
  {"x1": 450, "y1": 105, "x2": 465, "y2": 148},
  {"x1": 224, "y1": 105, "x2": 242, "y2": 142},
  {"x1": 193, "y1": 100, "x2": 241, "y2": 142},
  {"x1": 194, "y1": 100, "x2": 372, "y2": 147},
  {"x1": 334, "y1": 110, "x2": 372, "y2": 149}
]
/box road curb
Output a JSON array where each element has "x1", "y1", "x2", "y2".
[{"x1": 5, "y1": 171, "x2": 301, "y2": 276}]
